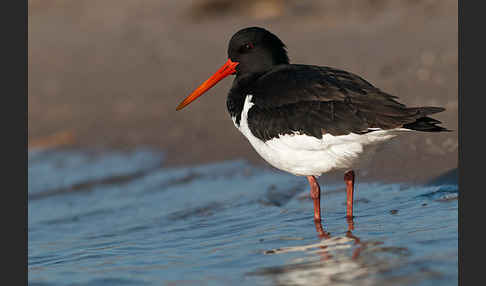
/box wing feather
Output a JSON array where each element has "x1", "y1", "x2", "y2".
[{"x1": 245, "y1": 64, "x2": 446, "y2": 140}]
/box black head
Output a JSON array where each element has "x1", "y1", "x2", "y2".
[
  {"x1": 227, "y1": 27, "x2": 289, "y2": 76},
  {"x1": 176, "y1": 27, "x2": 288, "y2": 110}
]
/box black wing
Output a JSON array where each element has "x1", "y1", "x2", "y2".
[{"x1": 246, "y1": 64, "x2": 446, "y2": 141}]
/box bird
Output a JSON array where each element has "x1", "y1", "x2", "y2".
[{"x1": 176, "y1": 26, "x2": 448, "y2": 229}]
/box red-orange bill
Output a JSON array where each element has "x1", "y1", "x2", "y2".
[{"x1": 176, "y1": 58, "x2": 239, "y2": 111}]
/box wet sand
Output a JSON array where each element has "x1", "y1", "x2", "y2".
[{"x1": 28, "y1": 0, "x2": 458, "y2": 183}]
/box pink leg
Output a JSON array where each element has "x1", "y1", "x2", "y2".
[
  {"x1": 307, "y1": 176, "x2": 321, "y2": 222},
  {"x1": 344, "y1": 170, "x2": 355, "y2": 219},
  {"x1": 307, "y1": 176, "x2": 329, "y2": 238}
]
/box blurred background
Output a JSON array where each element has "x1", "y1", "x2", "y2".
[
  {"x1": 28, "y1": 2, "x2": 458, "y2": 284},
  {"x1": 28, "y1": 0, "x2": 458, "y2": 183}
]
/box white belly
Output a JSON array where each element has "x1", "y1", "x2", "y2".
[{"x1": 233, "y1": 95, "x2": 408, "y2": 176}]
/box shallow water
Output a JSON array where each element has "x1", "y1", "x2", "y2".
[{"x1": 28, "y1": 148, "x2": 458, "y2": 286}]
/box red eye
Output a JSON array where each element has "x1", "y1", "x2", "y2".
[{"x1": 244, "y1": 42, "x2": 254, "y2": 50}]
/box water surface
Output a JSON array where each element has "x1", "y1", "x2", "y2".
[{"x1": 28, "y1": 148, "x2": 458, "y2": 285}]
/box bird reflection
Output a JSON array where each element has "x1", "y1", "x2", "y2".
[
  {"x1": 257, "y1": 216, "x2": 403, "y2": 286},
  {"x1": 314, "y1": 218, "x2": 330, "y2": 239},
  {"x1": 314, "y1": 216, "x2": 363, "y2": 261}
]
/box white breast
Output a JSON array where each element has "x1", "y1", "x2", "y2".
[{"x1": 232, "y1": 95, "x2": 408, "y2": 176}]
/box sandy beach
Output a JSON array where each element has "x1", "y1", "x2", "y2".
[{"x1": 28, "y1": 0, "x2": 458, "y2": 183}]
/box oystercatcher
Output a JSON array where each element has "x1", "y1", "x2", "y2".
[{"x1": 176, "y1": 27, "x2": 448, "y2": 226}]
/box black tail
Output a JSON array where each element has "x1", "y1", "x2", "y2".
[{"x1": 402, "y1": 107, "x2": 450, "y2": 132}]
